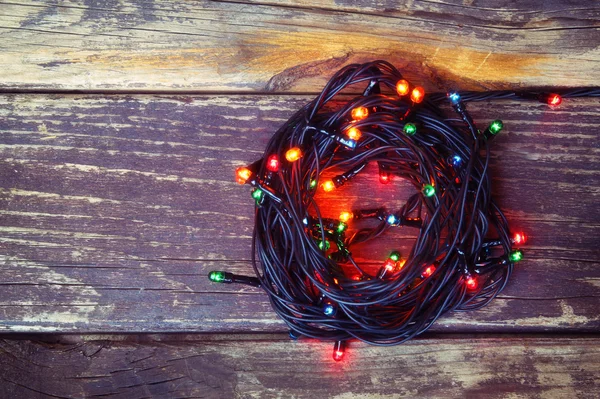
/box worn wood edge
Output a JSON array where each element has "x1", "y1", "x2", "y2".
[
  {"x1": 0, "y1": 335, "x2": 599, "y2": 398},
  {"x1": 1, "y1": 1, "x2": 599, "y2": 91},
  {"x1": 231, "y1": 0, "x2": 600, "y2": 24},
  {"x1": 2, "y1": 331, "x2": 599, "y2": 343}
]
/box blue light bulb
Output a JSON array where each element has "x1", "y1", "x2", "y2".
[
  {"x1": 387, "y1": 214, "x2": 398, "y2": 225},
  {"x1": 451, "y1": 155, "x2": 462, "y2": 167},
  {"x1": 324, "y1": 304, "x2": 335, "y2": 316},
  {"x1": 448, "y1": 92, "x2": 460, "y2": 104}
]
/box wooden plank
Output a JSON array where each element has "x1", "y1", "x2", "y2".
[
  {"x1": 0, "y1": 1, "x2": 599, "y2": 91},
  {"x1": 0, "y1": 335, "x2": 599, "y2": 398},
  {"x1": 0, "y1": 94, "x2": 599, "y2": 333}
]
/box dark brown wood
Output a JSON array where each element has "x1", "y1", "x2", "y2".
[
  {"x1": 1, "y1": 0, "x2": 599, "y2": 394},
  {"x1": 0, "y1": 94, "x2": 598, "y2": 333},
  {"x1": 1, "y1": 335, "x2": 599, "y2": 398},
  {"x1": 0, "y1": 1, "x2": 599, "y2": 91}
]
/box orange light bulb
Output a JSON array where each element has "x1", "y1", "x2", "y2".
[
  {"x1": 346, "y1": 127, "x2": 362, "y2": 141},
  {"x1": 396, "y1": 79, "x2": 410, "y2": 96},
  {"x1": 285, "y1": 147, "x2": 302, "y2": 162},
  {"x1": 236, "y1": 167, "x2": 252, "y2": 184},
  {"x1": 351, "y1": 106, "x2": 369, "y2": 120},
  {"x1": 410, "y1": 86, "x2": 425, "y2": 103},
  {"x1": 321, "y1": 180, "x2": 335, "y2": 192}
]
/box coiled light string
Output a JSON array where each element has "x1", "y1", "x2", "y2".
[{"x1": 209, "y1": 60, "x2": 600, "y2": 361}]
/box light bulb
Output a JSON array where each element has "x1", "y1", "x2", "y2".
[
  {"x1": 396, "y1": 79, "x2": 410, "y2": 96},
  {"x1": 410, "y1": 86, "x2": 425, "y2": 103},
  {"x1": 285, "y1": 147, "x2": 302, "y2": 162},
  {"x1": 351, "y1": 106, "x2": 369, "y2": 120},
  {"x1": 266, "y1": 154, "x2": 279, "y2": 172},
  {"x1": 236, "y1": 167, "x2": 252, "y2": 184}
]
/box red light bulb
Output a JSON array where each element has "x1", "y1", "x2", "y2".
[
  {"x1": 266, "y1": 154, "x2": 279, "y2": 172},
  {"x1": 333, "y1": 350, "x2": 344, "y2": 361},
  {"x1": 379, "y1": 171, "x2": 391, "y2": 184},
  {"x1": 548, "y1": 93, "x2": 562, "y2": 106},
  {"x1": 423, "y1": 265, "x2": 435, "y2": 278},
  {"x1": 384, "y1": 259, "x2": 395, "y2": 272},
  {"x1": 513, "y1": 232, "x2": 527, "y2": 245},
  {"x1": 466, "y1": 276, "x2": 477, "y2": 291},
  {"x1": 333, "y1": 341, "x2": 346, "y2": 362}
]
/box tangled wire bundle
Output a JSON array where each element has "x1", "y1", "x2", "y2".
[{"x1": 208, "y1": 60, "x2": 599, "y2": 361}]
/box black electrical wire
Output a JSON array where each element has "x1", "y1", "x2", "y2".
[{"x1": 209, "y1": 60, "x2": 599, "y2": 356}]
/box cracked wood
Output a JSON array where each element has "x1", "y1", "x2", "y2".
[
  {"x1": 0, "y1": 0, "x2": 599, "y2": 91},
  {"x1": 0, "y1": 335, "x2": 599, "y2": 398}
]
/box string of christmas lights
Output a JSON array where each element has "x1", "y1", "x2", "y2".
[{"x1": 208, "y1": 60, "x2": 600, "y2": 361}]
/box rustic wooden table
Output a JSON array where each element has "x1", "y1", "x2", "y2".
[{"x1": 0, "y1": 1, "x2": 599, "y2": 398}]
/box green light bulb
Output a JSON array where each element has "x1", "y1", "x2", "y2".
[
  {"x1": 337, "y1": 222, "x2": 347, "y2": 233},
  {"x1": 422, "y1": 184, "x2": 436, "y2": 197},
  {"x1": 310, "y1": 180, "x2": 317, "y2": 189},
  {"x1": 252, "y1": 189, "x2": 263, "y2": 201},
  {"x1": 403, "y1": 123, "x2": 417, "y2": 136},
  {"x1": 488, "y1": 120, "x2": 503, "y2": 135},
  {"x1": 318, "y1": 240, "x2": 331, "y2": 251},
  {"x1": 209, "y1": 271, "x2": 225, "y2": 283},
  {"x1": 509, "y1": 249, "x2": 524, "y2": 262},
  {"x1": 389, "y1": 251, "x2": 401, "y2": 262}
]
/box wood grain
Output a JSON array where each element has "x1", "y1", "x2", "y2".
[
  {"x1": 1, "y1": 335, "x2": 599, "y2": 398},
  {"x1": 0, "y1": 0, "x2": 599, "y2": 91},
  {"x1": 0, "y1": 94, "x2": 598, "y2": 333}
]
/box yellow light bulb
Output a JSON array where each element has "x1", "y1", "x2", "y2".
[
  {"x1": 339, "y1": 211, "x2": 354, "y2": 223},
  {"x1": 322, "y1": 180, "x2": 335, "y2": 192},
  {"x1": 396, "y1": 79, "x2": 410, "y2": 96},
  {"x1": 346, "y1": 127, "x2": 362, "y2": 141},
  {"x1": 285, "y1": 147, "x2": 302, "y2": 162}
]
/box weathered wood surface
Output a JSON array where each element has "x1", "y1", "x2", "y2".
[
  {"x1": 1, "y1": 0, "x2": 599, "y2": 92},
  {"x1": 1, "y1": 335, "x2": 599, "y2": 398},
  {"x1": 0, "y1": 94, "x2": 598, "y2": 333}
]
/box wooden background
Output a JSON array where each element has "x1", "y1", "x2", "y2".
[{"x1": 0, "y1": 1, "x2": 599, "y2": 398}]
